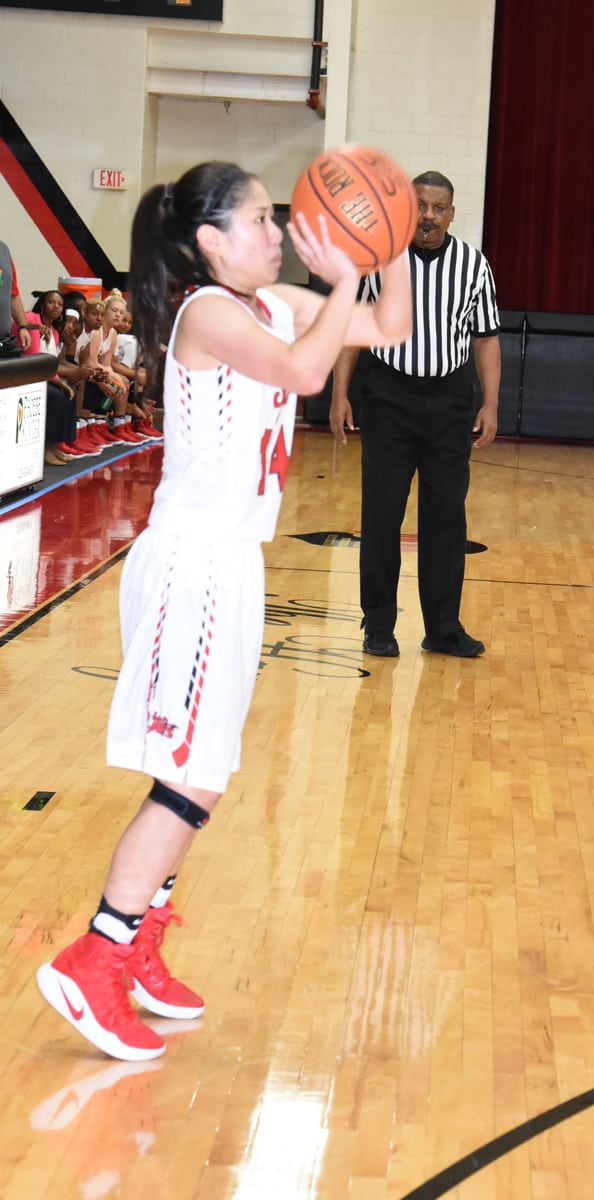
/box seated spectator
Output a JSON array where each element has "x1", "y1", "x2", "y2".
[
  {"x1": 114, "y1": 307, "x2": 145, "y2": 399},
  {"x1": 59, "y1": 290, "x2": 87, "y2": 317},
  {"x1": 25, "y1": 289, "x2": 64, "y2": 350},
  {"x1": 80, "y1": 291, "x2": 129, "y2": 399},
  {"x1": 64, "y1": 300, "x2": 122, "y2": 454},
  {"x1": 75, "y1": 298, "x2": 105, "y2": 371},
  {"x1": 13, "y1": 289, "x2": 77, "y2": 466},
  {"x1": 114, "y1": 307, "x2": 162, "y2": 440},
  {"x1": 59, "y1": 307, "x2": 84, "y2": 365},
  {"x1": 79, "y1": 290, "x2": 149, "y2": 445},
  {"x1": 62, "y1": 301, "x2": 102, "y2": 394},
  {"x1": 54, "y1": 308, "x2": 104, "y2": 458}
]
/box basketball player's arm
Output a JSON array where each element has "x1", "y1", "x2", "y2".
[
  {"x1": 472, "y1": 334, "x2": 500, "y2": 449},
  {"x1": 278, "y1": 244, "x2": 412, "y2": 350},
  {"x1": 177, "y1": 278, "x2": 359, "y2": 397},
  {"x1": 179, "y1": 215, "x2": 406, "y2": 395},
  {"x1": 177, "y1": 215, "x2": 365, "y2": 394},
  {"x1": 350, "y1": 251, "x2": 412, "y2": 346}
]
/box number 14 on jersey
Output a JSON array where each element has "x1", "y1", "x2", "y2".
[{"x1": 257, "y1": 388, "x2": 291, "y2": 495}]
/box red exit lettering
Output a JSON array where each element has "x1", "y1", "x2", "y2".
[{"x1": 94, "y1": 168, "x2": 126, "y2": 190}]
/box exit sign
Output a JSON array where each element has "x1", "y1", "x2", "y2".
[{"x1": 93, "y1": 168, "x2": 127, "y2": 190}]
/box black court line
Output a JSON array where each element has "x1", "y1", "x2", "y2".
[
  {"x1": 0, "y1": 545, "x2": 132, "y2": 650},
  {"x1": 2, "y1": 532, "x2": 592, "y2": 652},
  {"x1": 269, "y1": 562, "x2": 594, "y2": 590},
  {"x1": 474, "y1": 455, "x2": 594, "y2": 481},
  {"x1": 398, "y1": 1087, "x2": 594, "y2": 1200}
]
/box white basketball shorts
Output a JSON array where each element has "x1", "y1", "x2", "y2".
[{"x1": 106, "y1": 525, "x2": 265, "y2": 792}]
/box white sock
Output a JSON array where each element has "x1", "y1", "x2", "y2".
[
  {"x1": 90, "y1": 896, "x2": 145, "y2": 944},
  {"x1": 149, "y1": 875, "x2": 177, "y2": 909}
]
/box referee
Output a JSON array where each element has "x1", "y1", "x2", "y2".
[{"x1": 330, "y1": 170, "x2": 500, "y2": 658}]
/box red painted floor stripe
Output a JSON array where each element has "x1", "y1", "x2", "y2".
[{"x1": 0, "y1": 138, "x2": 94, "y2": 276}]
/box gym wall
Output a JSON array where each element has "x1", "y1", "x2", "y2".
[{"x1": 0, "y1": 0, "x2": 496, "y2": 302}]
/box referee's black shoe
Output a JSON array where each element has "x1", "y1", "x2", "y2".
[
  {"x1": 421, "y1": 631, "x2": 485, "y2": 658},
  {"x1": 363, "y1": 633, "x2": 400, "y2": 657}
]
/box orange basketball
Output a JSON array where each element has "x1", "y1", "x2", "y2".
[{"x1": 290, "y1": 145, "x2": 417, "y2": 273}]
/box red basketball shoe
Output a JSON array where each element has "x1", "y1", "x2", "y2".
[
  {"x1": 129, "y1": 903, "x2": 205, "y2": 1019},
  {"x1": 134, "y1": 419, "x2": 163, "y2": 440},
  {"x1": 37, "y1": 932, "x2": 166, "y2": 1060},
  {"x1": 69, "y1": 431, "x2": 103, "y2": 457},
  {"x1": 114, "y1": 424, "x2": 149, "y2": 444},
  {"x1": 83, "y1": 423, "x2": 109, "y2": 449},
  {"x1": 92, "y1": 422, "x2": 128, "y2": 446}
]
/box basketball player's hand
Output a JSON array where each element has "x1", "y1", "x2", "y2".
[
  {"x1": 288, "y1": 212, "x2": 359, "y2": 289},
  {"x1": 329, "y1": 393, "x2": 354, "y2": 444}
]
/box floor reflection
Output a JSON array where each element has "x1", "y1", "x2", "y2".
[
  {"x1": 232, "y1": 1087, "x2": 327, "y2": 1198},
  {"x1": 0, "y1": 447, "x2": 162, "y2": 635}
]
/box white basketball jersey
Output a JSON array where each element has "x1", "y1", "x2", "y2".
[{"x1": 149, "y1": 286, "x2": 297, "y2": 544}]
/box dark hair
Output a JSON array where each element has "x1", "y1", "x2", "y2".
[
  {"x1": 31, "y1": 289, "x2": 64, "y2": 320},
  {"x1": 412, "y1": 171, "x2": 454, "y2": 200},
  {"x1": 128, "y1": 161, "x2": 255, "y2": 379},
  {"x1": 60, "y1": 290, "x2": 87, "y2": 314}
]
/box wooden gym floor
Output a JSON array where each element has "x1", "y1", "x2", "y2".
[{"x1": 1, "y1": 429, "x2": 594, "y2": 1199}]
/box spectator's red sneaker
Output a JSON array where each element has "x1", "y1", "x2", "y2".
[
  {"x1": 114, "y1": 425, "x2": 149, "y2": 444},
  {"x1": 141, "y1": 419, "x2": 164, "y2": 440},
  {"x1": 93, "y1": 422, "x2": 128, "y2": 445},
  {"x1": 82, "y1": 424, "x2": 108, "y2": 449},
  {"x1": 129, "y1": 903, "x2": 205, "y2": 1019},
  {"x1": 127, "y1": 422, "x2": 153, "y2": 441},
  {"x1": 71, "y1": 433, "x2": 103, "y2": 456},
  {"x1": 37, "y1": 932, "x2": 166, "y2": 1060}
]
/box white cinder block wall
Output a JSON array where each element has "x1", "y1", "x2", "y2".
[
  {"x1": 155, "y1": 100, "x2": 324, "y2": 208},
  {"x1": 0, "y1": 12, "x2": 149, "y2": 298},
  {"x1": 347, "y1": 0, "x2": 497, "y2": 249},
  {"x1": 0, "y1": 1, "x2": 495, "y2": 303}
]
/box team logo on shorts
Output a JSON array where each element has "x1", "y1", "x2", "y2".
[{"x1": 147, "y1": 713, "x2": 178, "y2": 738}]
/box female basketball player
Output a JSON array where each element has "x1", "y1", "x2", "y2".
[{"x1": 37, "y1": 160, "x2": 412, "y2": 1060}]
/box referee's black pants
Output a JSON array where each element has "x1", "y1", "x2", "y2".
[{"x1": 358, "y1": 358, "x2": 474, "y2": 640}]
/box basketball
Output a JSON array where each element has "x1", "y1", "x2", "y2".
[{"x1": 290, "y1": 145, "x2": 417, "y2": 273}]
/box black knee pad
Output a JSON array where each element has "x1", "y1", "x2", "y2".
[{"x1": 148, "y1": 779, "x2": 210, "y2": 829}]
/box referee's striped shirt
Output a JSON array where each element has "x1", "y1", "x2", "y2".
[{"x1": 361, "y1": 233, "x2": 500, "y2": 378}]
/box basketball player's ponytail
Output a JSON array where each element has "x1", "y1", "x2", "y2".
[
  {"x1": 127, "y1": 184, "x2": 174, "y2": 381},
  {"x1": 127, "y1": 162, "x2": 254, "y2": 382}
]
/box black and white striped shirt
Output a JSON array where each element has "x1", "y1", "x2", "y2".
[{"x1": 361, "y1": 234, "x2": 500, "y2": 377}]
